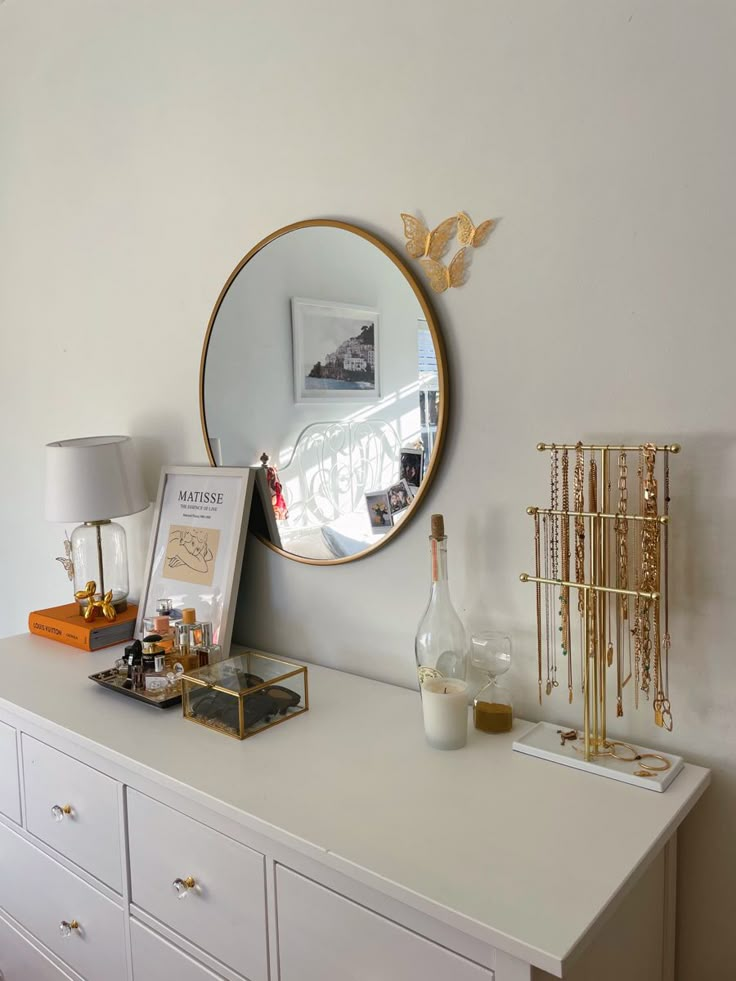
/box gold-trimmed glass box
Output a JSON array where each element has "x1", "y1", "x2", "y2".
[{"x1": 181, "y1": 650, "x2": 308, "y2": 739}]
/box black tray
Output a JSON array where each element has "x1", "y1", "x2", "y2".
[{"x1": 89, "y1": 668, "x2": 182, "y2": 709}]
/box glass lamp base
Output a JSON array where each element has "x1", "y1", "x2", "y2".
[{"x1": 71, "y1": 521, "x2": 131, "y2": 614}]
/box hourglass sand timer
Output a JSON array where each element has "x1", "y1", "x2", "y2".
[{"x1": 471, "y1": 631, "x2": 513, "y2": 733}]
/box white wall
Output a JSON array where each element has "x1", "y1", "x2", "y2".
[{"x1": 1, "y1": 2, "x2": 734, "y2": 977}]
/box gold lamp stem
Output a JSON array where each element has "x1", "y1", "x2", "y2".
[
  {"x1": 84, "y1": 520, "x2": 110, "y2": 598},
  {"x1": 95, "y1": 523, "x2": 105, "y2": 596}
]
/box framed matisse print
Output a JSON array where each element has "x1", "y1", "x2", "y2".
[
  {"x1": 136, "y1": 466, "x2": 256, "y2": 654},
  {"x1": 291, "y1": 297, "x2": 380, "y2": 402}
]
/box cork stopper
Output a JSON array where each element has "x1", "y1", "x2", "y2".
[
  {"x1": 181, "y1": 608, "x2": 196, "y2": 625},
  {"x1": 430, "y1": 513, "x2": 445, "y2": 539}
]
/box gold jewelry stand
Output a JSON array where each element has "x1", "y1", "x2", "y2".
[{"x1": 519, "y1": 442, "x2": 680, "y2": 767}]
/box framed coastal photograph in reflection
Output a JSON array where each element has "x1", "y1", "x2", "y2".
[
  {"x1": 291, "y1": 297, "x2": 380, "y2": 403},
  {"x1": 135, "y1": 466, "x2": 256, "y2": 654}
]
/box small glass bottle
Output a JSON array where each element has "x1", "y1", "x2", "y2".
[
  {"x1": 156, "y1": 597, "x2": 183, "y2": 622},
  {"x1": 141, "y1": 636, "x2": 168, "y2": 692},
  {"x1": 124, "y1": 641, "x2": 144, "y2": 689},
  {"x1": 141, "y1": 635, "x2": 166, "y2": 674},
  {"x1": 152, "y1": 614, "x2": 182, "y2": 673},
  {"x1": 152, "y1": 616, "x2": 176, "y2": 653},
  {"x1": 415, "y1": 514, "x2": 467, "y2": 687},
  {"x1": 176, "y1": 608, "x2": 203, "y2": 672},
  {"x1": 192, "y1": 623, "x2": 222, "y2": 668}
]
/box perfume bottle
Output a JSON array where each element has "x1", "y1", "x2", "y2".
[
  {"x1": 151, "y1": 616, "x2": 176, "y2": 653},
  {"x1": 141, "y1": 615, "x2": 158, "y2": 636},
  {"x1": 145, "y1": 615, "x2": 182, "y2": 672},
  {"x1": 176, "y1": 609, "x2": 204, "y2": 672},
  {"x1": 415, "y1": 514, "x2": 467, "y2": 687},
  {"x1": 124, "y1": 639, "x2": 144, "y2": 690},
  {"x1": 192, "y1": 622, "x2": 222, "y2": 668},
  {"x1": 141, "y1": 635, "x2": 166, "y2": 674},
  {"x1": 156, "y1": 598, "x2": 183, "y2": 622}
]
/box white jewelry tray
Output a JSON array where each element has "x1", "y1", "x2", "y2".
[{"x1": 513, "y1": 721, "x2": 684, "y2": 792}]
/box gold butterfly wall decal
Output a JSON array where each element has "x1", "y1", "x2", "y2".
[
  {"x1": 400, "y1": 210, "x2": 497, "y2": 293},
  {"x1": 400, "y1": 214, "x2": 458, "y2": 260},
  {"x1": 56, "y1": 532, "x2": 74, "y2": 581},
  {"x1": 457, "y1": 211, "x2": 496, "y2": 248},
  {"x1": 420, "y1": 249, "x2": 467, "y2": 294}
]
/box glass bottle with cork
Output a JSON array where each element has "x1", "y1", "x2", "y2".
[{"x1": 415, "y1": 514, "x2": 467, "y2": 688}]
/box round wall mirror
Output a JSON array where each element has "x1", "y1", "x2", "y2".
[{"x1": 200, "y1": 219, "x2": 448, "y2": 564}]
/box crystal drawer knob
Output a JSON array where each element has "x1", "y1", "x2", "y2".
[
  {"x1": 51, "y1": 804, "x2": 72, "y2": 822},
  {"x1": 172, "y1": 875, "x2": 196, "y2": 899},
  {"x1": 59, "y1": 919, "x2": 80, "y2": 938}
]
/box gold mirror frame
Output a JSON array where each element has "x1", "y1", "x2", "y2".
[{"x1": 199, "y1": 218, "x2": 449, "y2": 565}]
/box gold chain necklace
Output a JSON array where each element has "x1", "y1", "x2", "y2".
[
  {"x1": 615, "y1": 452, "x2": 628, "y2": 717},
  {"x1": 560, "y1": 450, "x2": 572, "y2": 702}
]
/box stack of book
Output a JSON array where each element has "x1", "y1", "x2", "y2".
[{"x1": 28, "y1": 603, "x2": 137, "y2": 651}]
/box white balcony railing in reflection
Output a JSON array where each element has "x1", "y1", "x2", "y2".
[{"x1": 278, "y1": 420, "x2": 401, "y2": 528}]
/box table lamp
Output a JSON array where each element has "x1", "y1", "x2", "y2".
[{"x1": 45, "y1": 436, "x2": 148, "y2": 613}]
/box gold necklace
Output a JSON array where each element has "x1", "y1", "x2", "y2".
[
  {"x1": 574, "y1": 443, "x2": 585, "y2": 614},
  {"x1": 560, "y1": 449, "x2": 572, "y2": 702},
  {"x1": 615, "y1": 452, "x2": 628, "y2": 717},
  {"x1": 534, "y1": 508, "x2": 542, "y2": 705},
  {"x1": 638, "y1": 445, "x2": 659, "y2": 701},
  {"x1": 661, "y1": 447, "x2": 673, "y2": 730}
]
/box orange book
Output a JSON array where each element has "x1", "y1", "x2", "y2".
[{"x1": 28, "y1": 603, "x2": 138, "y2": 652}]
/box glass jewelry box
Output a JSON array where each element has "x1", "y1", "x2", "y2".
[{"x1": 181, "y1": 650, "x2": 308, "y2": 739}]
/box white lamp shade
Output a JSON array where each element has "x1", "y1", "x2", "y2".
[{"x1": 45, "y1": 435, "x2": 148, "y2": 522}]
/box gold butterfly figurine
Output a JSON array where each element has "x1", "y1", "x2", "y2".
[
  {"x1": 420, "y1": 248, "x2": 467, "y2": 294},
  {"x1": 56, "y1": 532, "x2": 74, "y2": 581},
  {"x1": 401, "y1": 214, "x2": 458, "y2": 260},
  {"x1": 457, "y1": 211, "x2": 496, "y2": 248}
]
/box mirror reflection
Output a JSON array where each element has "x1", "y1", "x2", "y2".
[{"x1": 200, "y1": 221, "x2": 447, "y2": 563}]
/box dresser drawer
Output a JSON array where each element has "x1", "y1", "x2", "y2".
[
  {"x1": 0, "y1": 910, "x2": 76, "y2": 981},
  {"x1": 0, "y1": 821, "x2": 126, "y2": 981},
  {"x1": 0, "y1": 719, "x2": 21, "y2": 824},
  {"x1": 22, "y1": 733, "x2": 122, "y2": 891},
  {"x1": 131, "y1": 919, "x2": 229, "y2": 980},
  {"x1": 276, "y1": 867, "x2": 494, "y2": 981},
  {"x1": 127, "y1": 789, "x2": 268, "y2": 981}
]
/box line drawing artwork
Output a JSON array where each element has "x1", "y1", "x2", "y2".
[{"x1": 164, "y1": 525, "x2": 220, "y2": 586}]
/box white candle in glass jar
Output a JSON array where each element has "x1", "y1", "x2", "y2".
[{"x1": 421, "y1": 678, "x2": 469, "y2": 750}]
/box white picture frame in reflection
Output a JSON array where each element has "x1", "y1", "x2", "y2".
[{"x1": 291, "y1": 297, "x2": 381, "y2": 402}]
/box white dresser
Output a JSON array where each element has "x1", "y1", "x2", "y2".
[{"x1": 0, "y1": 634, "x2": 709, "y2": 981}]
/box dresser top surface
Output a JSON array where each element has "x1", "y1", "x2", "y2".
[{"x1": 0, "y1": 633, "x2": 709, "y2": 973}]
